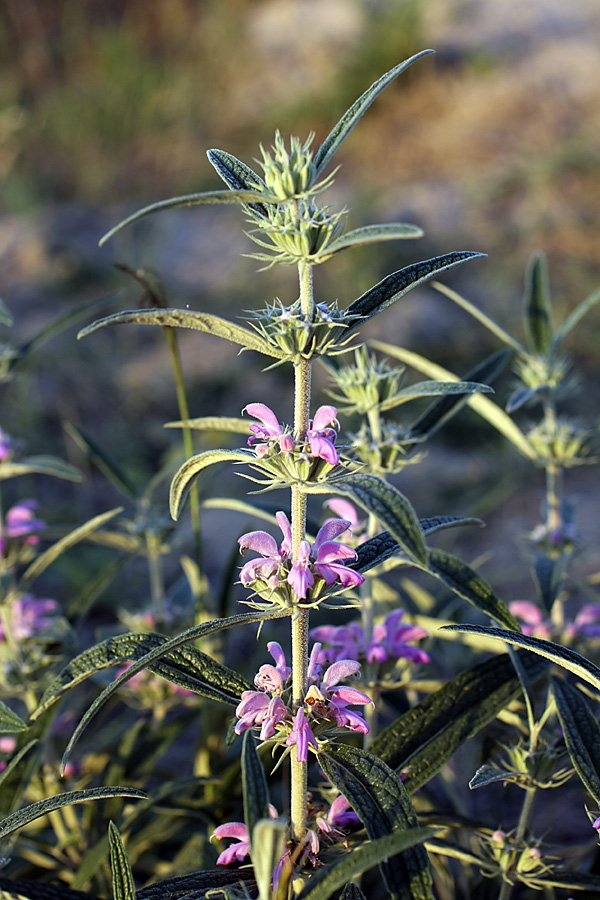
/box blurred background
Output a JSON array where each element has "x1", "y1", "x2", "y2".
[{"x1": 1, "y1": 0, "x2": 599, "y2": 602}]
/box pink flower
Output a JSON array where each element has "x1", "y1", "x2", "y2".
[
  {"x1": 238, "y1": 511, "x2": 291, "y2": 587},
  {"x1": 212, "y1": 821, "x2": 250, "y2": 865},
  {"x1": 0, "y1": 593, "x2": 58, "y2": 642},
  {"x1": 316, "y1": 795, "x2": 360, "y2": 837},
  {"x1": 286, "y1": 707, "x2": 318, "y2": 762},
  {"x1": 509, "y1": 601, "x2": 552, "y2": 639},
  {"x1": 307, "y1": 406, "x2": 339, "y2": 465},
  {"x1": 254, "y1": 641, "x2": 292, "y2": 692},
  {"x1": 565, "y1": 604, "x2": 600, "y2": 640},
  {"x1": 311, "y1": 608, "x2": 429, "y2": 667},
  {"x1": 0, "y1": 428, "x2": 13, "y2": 462},
  {"x1": 244, "y1": 403, "x2": 295, "y2": 457},
  {"x1": 0, "y1": 500, "x2": 45, "y2": 555}
]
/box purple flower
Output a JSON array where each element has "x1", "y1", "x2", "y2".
[
  {"x1": 0, "y1": 593, "x2": 58, "y2": 642},
  {"x1": 0, "y1": 428, "x2": 13, "y2": 462},
  {"x1": 509, "y1": 601, "x2": 552, "y2": 639},
  {"x1": 307, "y1": 406, "x2": 339, "y2": 465},
  {"x1": 244, "y1": 403, "x2": 295, "y2": 457},
  {"x1": 238, "y1": 511, "x2": 291, "y2": 587},
  {"x1": 254, "y1": 641, "x2": 292, "y2": 692},
  {"x1": 286, "y1": 707, "x2": 318, "y2": 762},
  {"x1": 311, "y1": 608, "x2": 429, "y2": 667},
  {"x1": 0, "y1": 500, "x2": 45, "y2": 555},
  {"x1": 316, "y1": 795, "x2": 360, "y2": 837},
  {"x1": 593, "y1": 816, "x2": 600, "y2": 831},
  {"x1": 287, "y1": 541, "x2": 315, "y2": 600},
  {"x1": 212, "y1": 805, "x2": 280, "y2": 867},
  {"x1": 565, "y1": 604, "x2": 600, "y2": 640},
  {"x1": 305, "y1": 657, "x2": 372, "y2": 735},
  {"x1": 310, "y1": 520, "x2": 364, "y2": 590}
]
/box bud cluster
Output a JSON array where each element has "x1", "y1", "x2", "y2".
[
  {"x1": 249, "y1": 299, "x2": 354, "y2": 364},
  {"x1": 327, "y1": 347, "x2": 407, "y2": 415},
  {"x1": 248, "y1": 199, "x2": 347, "y2": 267},
  {"x1": 526, "y1": 417, "x2": 593, "y2": 467},
  {"x1": 348, "y1": 421, "x2": 424, "y2": 475}
]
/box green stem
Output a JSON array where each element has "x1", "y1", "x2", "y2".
[
  {"x1": 163, "y1": 325, "x2": 202, "y2": 567},
  {"x1": 289, "y1": 259, "x2": 313, "y2": 843}
]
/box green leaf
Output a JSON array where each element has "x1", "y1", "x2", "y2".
[
  {"x1": 0, "y1": 299, "x2": 14, "y2": 327},
  {"x1": 523, "y1": 252, "x2": 553, "y2": 355},
  {"x1": 505, "y1": 385, "x2": 543, "y2": 414},
  {"x1": 18, "y1": 507, "x2": 123, "y2": 592},
  {"x1": 242, "y1": 731, "x2": 270, "y2": 852},
  {"x1": 325, "y1": 223, "x2": 424, "y2": 257},
  {"x1": 371, "y1": 343, "x2": 537, "y2": 460},
  {"x1": 64, "y1": 422, "x2": 139, "y2": 499},
  {"x1": 369, "y1": 651, "x2": 549, "y2": 792},
  {"x1": 98, "y1": 189, "x2": 275, "y2": 245},
  {"x1": 108, "y1": 821, "x2": 136, "y2": 900},
  {"x1": 339, "y1": 885, "x2": 367, "y2": 900},
  {"x1": 170, "y1": 449, "x2": 254, "y2": 520},
  {"x1": 0, "y1": 741, "x2": 37, "y2": 792},
  {"x1": 314, "y1": 50, "x2": 434, "y2": 176},
  {"x1": 432, "y1": 281, "x2": 525, "y2": 354},
  {"x1": 419, "y1": 516, "x2": 485, "y2": 536},
  {"x1": 0, "y1": 876, "x2": 96, "y2": 900},
  {"x1": 0, "y1": 700, "x2": 27, "y2": 734},
  {"x1": 0, "y1": 787, "x2": 147, "y2": 840},
  {"x1": 380, "y1": 379, "x2": 492, "y2": 414},
  {"x1": 423, "y1": 548, "x2": 520, "y2": 630},
  {"x1": 552, "y1": 285, "x2": 600, "y2": 349},
  {"x1": 252, "y1": 818, "x2": 288, "y2": 900},
  {"x1": 207, "y1": 148, "x2": 269, "y2": 218},
  {"x1": 0, "y1": 455, "x2": 82, "y2": 482},
  {"x1": 78, "y1": 308, "x2": 285, "y2": 359},
  {"x1": 306, "y1": 473, "x2": 426, "y2": 566},
  {"x1": 526, "y1": 870, "x2": 600, "y2": 892},
  {"x1": 533, "y1": 553, "x2": 567, "y2": 613},
  {"x1": 34, "y1": 631, "x2": 251, "y2": 719},
  {"x1": 136, "y1": 869, "x2": 256, "y2": 898},
  {"x1": 442, "y1": 624, "x2": 600, "y2": 692},
  {"x1": 296, "y1": 829, "x2": 436, "y2": 900},
  {"x1": 332, "y1": 252, "x2": 485, "y2": 341},
  {"x1": 59, "y1": 609, "x2": 292, "y2": 769},
  {"x1": 552, "y1": 676, "x2": 600, "y2": 805},
  {"x1": 319, "y1": 744, "x2": 433, "y2": 900},
  {"x1": 164, "y1": 415, "x2": 252, "y2": 434},
  {"x1": 407, "y1": 350, "x2": 510, "y2": 440}
]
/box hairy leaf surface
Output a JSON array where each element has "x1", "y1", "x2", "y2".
[
  {"x1": 170, "y1": 449, "x2": 255, "y2": 520},
  {"x1": 0, "y1": 700, "x2": 27, "y2": 733},
  {"x1": 324, "y1": 223, "x2": 424, "y2": 257},
  {"x1": 552, "y1": 676, "x2": 600, "y2": 804},
  {"x1": 0, "y1": 455, "x2": 82, "y2": 483},
  {"x1": 108, "y1": 822, "x2": 136, "y2": 900},
  {"x1": 207, "y1": 148, "x2": 269, "y2": 218}
]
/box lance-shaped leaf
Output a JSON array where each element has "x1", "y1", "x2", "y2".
[
  {"x1": 432, "y1": 281, "x2": 526, "y2": 354},
  {"x1": 552, "y1": 284, "x2": 600, "y2": 350},
  {"x1": 242, "y1": 731, "x2": 271, "y2": 852},
  {"x1": 137, "y1": 869, "x2": 257, "y2": 899},
  {"x1": 0, "y1": 876, "x2": 100, "y2": 900},
  {"x1": 78, "y1": 309, "x2": 285, "y2": 359},
  {"x1": 59, "y1": 608, "x2": 292, "y2": 770},
  {"x1": 0, "y1": 787, "x2": 147, "y2": 840},
  {"x1": 207, "y1": 148, "x2": 269, "y2": 218},
  {"x1": 533, "y1": 552, "x2": 568, "y2": 613},
  {"x1": 305, "y1": 473, "x2": 426, "y2": 566},
  {"x1": 109, "y1": 821, "x2": 136, "y2": 900},
  {"x1": 0, "y1": 455, "x2": 82, "y2": 482},
  {"x1": 296, "y1": 829, "x2": 435, "y2": 900},
  {"x1": 368, "y1": 651, "x2": 549, "y2": 792},
  {"x1": 324, "y1": 222, "x2": 424, "y2": 258},
  {"x1": 18, "y1": 507, "x2": 123, "y2": 592},
  {"x1": 379, "y1": 379, "x2": 492, "y2": 414},
  {"x1": 170, "y1": 449, "x2": 254, "y2": 520},
  {"x1": 339, "y1": 885, "x2": 367, "y2": 900},
  {"x1": 407, "y1": 350, "x2": 509, "y2": 440},
  {"x1": 371, "y1": 343, "x2": 537, "y2": 460},
  {"x1": 523, "y1": 252, "x2": 553, "y2": 354},
  {"x1": 65, "y1": 422, "x2": 139, "y2": 499},
  {"x1": 526, "y1": 871, "x2": 600, "y2": 893},
  {"x1": 331, "y1": 252, "x2": 485, "y2": 342},
  {"x1": 442, "y1": 624, "x2": 600, "y2": 693},
  {"x1": 34, "y1": 631, "x2": 251, "y2": 719},
  {"x1": 164, "y1": 415, "x2": 252, "y2": 435},
  {"x1": 252, "y1": 818, "x2": 288, "y2": 900},
  {"x1": 0, "y1": 700, "x2": 27, "y2": 734},
  {"x1": 422, "y1": 548, "x2": 520, "y2": 631},
  {"x1": 320, "y1": 744, "x2": 434, "y2": 900},
  {"x1": 314, "y1": 50, "x2": 434, "y2": 176},
  {"x1": 552, "y1": 676, "x2": 600, "y2": 805},
  {"x1": 99, "y1": 189, "x2": 276, "y2": 246}
]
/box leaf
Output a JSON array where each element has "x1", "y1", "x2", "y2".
[
  {"x1": 108, "y1": 821, "x2": 136, "y2": 900},
  {"x1": 368, "y1": 651, "x2": 549, "y2": 792},
  {"x1": 77, "y1": 309, "x2": 285, "y2": 359},
  {"x1": 442, "y1": 624, "x2": 600, "y2": 693},
  {"x1": 379, "y1": 380, "x2": 492, "y2": 414},
  {"x1": 305, "y1": 473, "x2": 426, "y2": 566},
  {"x1": 0, "y1": 700, "x2": 27, "y2": 734},
  {"x1": 432, "y1": 281, "x2": 525, "y2": 354},
  {"x1": 552, "y1": 284, "x2": 600, "y2": 349},
  {"x1": 325, "y1": 223, "x2": 424, "y2": 257},
  {"x1": 526, "y1": 870, "x2": 600, "y2": 892},
  {"x1": 241, "y1": 731, "x2": 270, "y2": 851},
  {"x1": 406, "y1": 350, "x2": 510, "y2": 440},
  {"x1": 170, "y1": 449, "x2": 254, "y2": 520},
  {"x1": 523, "y1": 252, "x2": 553, "y2": 355},
  {"x1": 0, "y1": 787, "x2": 147, "y2": 840},
  {"x1": 552, "y1": 676, "x2": 600, "y2": 805},
  {"x1": 505, "y1": 385, "x2": 542, "y2": 413},
  {"x1": 319, "y1": 744, "x2": 434, "y2": 900},
  {"x1": 533, "y1": 553, "x2": 567, "y2": 613},
  {"x1": 371, "y1": 343, "x2": 537, "y2": 460},
  {"x1": 339, "y1": 885, "x2": 367, "y2": 900},
  {"x1": 296, "y1": 829, "x2": 435, "y2": 900},
  {"x1": 64, "y1": 422, "x2": 139, "y2": 499},
  {"x1": 0, "y1": 455, "x2": 82, "y2": 482},
  {"x1": 0, "y1": 876, "x2": 96, "y2": 900},
  {"x1": 252, "y1": 818, "x2": 288, "y2": 900},
  {"x1": 34, "y1": 631, "x2": 251, "y2": 719},
  {"x1": 468, "y1": 764, "x2": 513, "y2": 790},
  {"x1": 419, "y1": 516, "x2": 485, "y2": 536},
  {"x1": 332, "y1": 252, "x2": 485, "y2": 341},
  {"x1": 98, "y1": 189, "x2": 274, "y2": 245},
  {"x1": 18, "y1": 507, "x2": 124, "y2": 592},
  {"x1": 313, "y1": 50, "x2": 434, "y2": 176},
  {"x1": 0, "y1": 741, "x2": 37, "y2": 792},
  {"x1": 59, "y1": 608, "x2": 292, "y2": 769},
  {"x1": 136, "y1": 869, "x2": 257, "y2": 899},
  {"x1": 0, "y1": 299, "x2": 14, "y2": 327},
  {"x1": 423, "y1": 548, "x2": 520, "y2": 630},
  {"x1": 164, "y1": 416, "x2": 252, "y2": 435},
  {"x1": 207, "y1": 148, "x2": 269, "y2": 218}
]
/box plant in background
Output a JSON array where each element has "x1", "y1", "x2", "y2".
[{"x1": 0, "y1": 49, "x2": 599, "y2": 900}]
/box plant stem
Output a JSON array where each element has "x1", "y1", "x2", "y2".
[{"x1": 289, "y1": 259, "x2": 313, "y2": 842}]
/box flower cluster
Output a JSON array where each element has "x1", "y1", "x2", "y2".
[
  {"x1": 0, "y1": 500, "x2": 45, "y2": 556},
  {"x1": 238, "y1": 512, "x2": 364, "y2": 607},
  {"x1": 311, "y1": 608, "x2": 430, "y2": 667},
  {"x1": 234, "y1": 642, "x2": 372, "y2": 761},
  {"x1": 244, "y1": 402, "x2": 340, "y2": 466},
  {"x1": 0, "y1": 593, "x2": 58, "y2": 642},
  {"x1": 509, "y1": 600, "x2": 600, "y2": 644}
]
